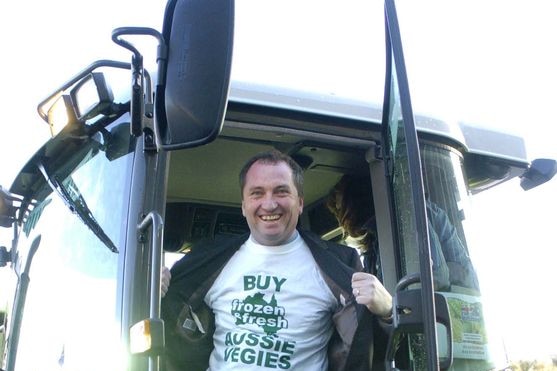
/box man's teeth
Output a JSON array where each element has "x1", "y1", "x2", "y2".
[{"x1": 261, "y1": 215, "x2": 280, "y2": 221}]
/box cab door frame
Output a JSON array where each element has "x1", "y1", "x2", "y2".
[{"x1": 382, "y1": 0, "x2": 440, "y2": 369}]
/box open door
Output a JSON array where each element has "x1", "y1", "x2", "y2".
[{"x1": 381, "y1": 1, "x2": 452, "y2": 370}]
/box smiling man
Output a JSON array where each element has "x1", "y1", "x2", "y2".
[
  {"x1": 162, "y1": 150, "x2": 392, "y2": 371},
  {"x1": 239, "y1": 153, "x2": 304, "y2": 246}
]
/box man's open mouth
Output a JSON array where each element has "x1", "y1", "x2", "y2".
[{"x1": 260, "y1": 214, "x2": 280, "y2": 221}]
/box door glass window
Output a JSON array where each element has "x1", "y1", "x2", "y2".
[
  {"x1": 421, "y1": 145, "x2": 479, "y2": 292},
  {"x1": 422, "y1": 144, "x2": 507, "y2": 371},
  {"x1": 11, "y1": 121, "x2": 134, "y2": 371},
  {"x1": 385, "y1": 69, "x2": 506, "y2": 371}
]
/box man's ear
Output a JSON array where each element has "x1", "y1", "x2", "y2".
[
  {"x1": 241, "y1": 200, "x2": 246, "y2": 217},
  {"x1": 299, "y1": 197, "x2": 304, "y2": 214}
]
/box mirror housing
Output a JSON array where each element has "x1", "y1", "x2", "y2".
[
  {"x1": 520, "y1": 158, "x2": 557, "y2": 190},
  {"x1": 155, "y1": 0, "x2": 234, "y2": 150},
  {"x1": 37, "y1": 60, "x2": 130, "y2": 134},
  {"x1": 47, "y1": 95, "x2": 80, "y2": 137},
  {"x1": 70, "y1": 72, "x2": 114, "y2": 121},
  {"x1": 42, "y1": 72, "x2": 117, "y2": 137}
]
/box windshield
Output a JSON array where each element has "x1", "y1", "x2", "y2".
[
  {"x1": 7, "y1": 120, "x2": 135, "y2": 370},
  {"x1": 38, "y1": 167, "x2": 118, "y2": 253}
]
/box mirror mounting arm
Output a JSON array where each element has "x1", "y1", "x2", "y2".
[{"x1": 112, "y1": 27, "x2": 167, "y2": 137}]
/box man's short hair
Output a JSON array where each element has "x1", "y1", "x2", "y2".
[{"x1": 239, "y1": 150, "x2": 304, "y2": 198}]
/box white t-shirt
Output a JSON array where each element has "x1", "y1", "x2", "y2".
[{"x1": 204, "y1": 233, "x2": 338, "y2": 370}]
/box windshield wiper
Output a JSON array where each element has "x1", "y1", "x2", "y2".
[{"x1": 37, "y1": 162, "x2": 118, "y2": 253}]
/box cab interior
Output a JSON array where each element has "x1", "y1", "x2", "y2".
[{"x1": 162, "y1": 108, "x2": 384, "y2": 256}]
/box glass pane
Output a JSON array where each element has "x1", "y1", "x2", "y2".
[
  {"x1": 386, "y1": 72, "x2": 508, "y2": 369},
  {"x1": 421, "y1": 144, "x2": 507, "y2": 371},
  {"x1": 12, "y1": 121, "x2": 134, "y2": 371},
  {"x1": 385, "y1": 56, "x2": 420, "y2": 280},
  {"x1": 422, "y1": 145, "x2": 479, "y2": 292}
]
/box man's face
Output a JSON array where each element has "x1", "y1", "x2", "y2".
[{"x1": 241, "y1": 160, "x2": 303, "y2": 246}]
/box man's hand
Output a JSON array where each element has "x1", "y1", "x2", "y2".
[
  {"x1": 351, "y1": 272, "x2": 392, "y2": 318},
  {"x1": 161, "y1": 266, "x2": 171, "y2": 298}
]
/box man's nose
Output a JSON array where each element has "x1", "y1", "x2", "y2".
[{"x1": 261, "y1": 194, "x2": 278, "y2": 210}]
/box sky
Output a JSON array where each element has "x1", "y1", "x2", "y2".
[{"x1": 1, "y1": 0, "x2": 556, "y2": 364}]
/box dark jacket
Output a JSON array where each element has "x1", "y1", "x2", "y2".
[{"x1": 161, "y1": 230, "x2": 386, "y2": 371}]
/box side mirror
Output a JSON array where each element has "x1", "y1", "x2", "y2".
[
  {"x1": 46, "y1": 95, "x2": 79, "y2": 137},
  {"x1": 38, "y1": 69, "x2": 119, "y2": 138},
  {"x1": 155, "y1": 0, "x2": 234, "y2": 150},
  {"x1": 70, "y1": 72, "x2": 115, "y2": 121},
  {"x1": 520, "y1": 158, "x2": 557, "y2": 190}
]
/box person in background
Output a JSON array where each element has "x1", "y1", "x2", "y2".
[
  {"x1": 326, "y1": 174, "x2": 380, "y2": 276},
  {"x1": 161, "y1": 150, "x2": 392, "y2": 371},
  {"x1": 327, "y1": 174, "x2": 479, "y2": 291}
]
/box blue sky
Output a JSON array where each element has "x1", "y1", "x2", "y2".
[{"x1": 1, "y1": 0, "x2": 556, "y2": 362}]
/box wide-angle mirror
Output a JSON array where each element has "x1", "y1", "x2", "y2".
[{"x1": 156, "y1": 0, "x2": 234, "y2": 150}]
